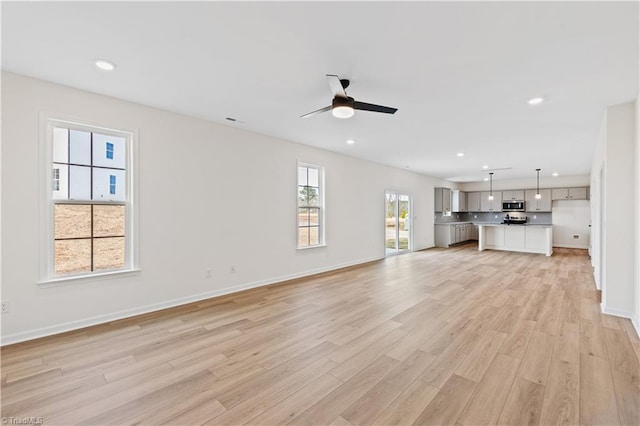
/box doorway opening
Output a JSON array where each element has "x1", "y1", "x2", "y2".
[{"x1": 385, "y1": 192, "x2": 412, "y2": 256}]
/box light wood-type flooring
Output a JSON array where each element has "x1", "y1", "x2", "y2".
[{"x1": 1, "y1": 245, "x2": 639, "y2": 425}]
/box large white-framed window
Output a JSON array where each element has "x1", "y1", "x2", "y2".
[
  {"x1": 40, "y1": 116, "x2": 138, "y2": 283},
  {"x1": 297, "y1": 163, "x2": 325, "y2": 248}
]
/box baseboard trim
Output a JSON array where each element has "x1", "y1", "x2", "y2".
[
  {"x1": 553, "y1": 243, "x2": 589, "y2": 249},
  {"x1": 632, "y1": 318, "x2": 640, "y2": 339},
  {"x1": 600, "y1": 304, "x2": 633, "y2": 319},
  {"x1": 1, "y1": 255, "x2": 383, "y2": 346}
]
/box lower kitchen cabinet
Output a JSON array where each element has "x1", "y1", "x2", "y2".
[
  {"x1": 435, "y1": 223, "x2": 476, "y2": 247},
  {"x1": 478, "y1": 224, "x2": 553, "y2": 256}
]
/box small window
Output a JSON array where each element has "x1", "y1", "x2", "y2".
[
  {"x1": 297, "y1": 164, "x2": 324, "y2": 248},
  {"x1": 109, "y1": 175, "x2": 116, "y2": 195},
  {"x1": 106, "y1": 142, "x2": 114, "y2": 159},
  {"x1": 52, "y1": 168, "x2": 60, "y2": 191}
]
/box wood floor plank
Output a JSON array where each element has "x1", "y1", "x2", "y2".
[
  {"x1": 539, "y1": 359, "x2": 580, "y2": 426},
  {"x1": 611, "y1": 367, "x2": 640, "y2": 426},
  {"x1": 340, "y1": 350, "x2": 435, "y2": 425},
  {"x1": 518, "y1": 331, "x2": 554, "y2": 385},
  {"x1": 496, "y1": 378, "x2": 545, "y2": 426},
  {"x1": 499, "y1": 319, "x2": 536, "y2": 359},
  {"x1": 455, "y1": 330, "x2": 507, "y2": 382},
  {"x1": 553, "y1": 321, "x2": 581, "y2": 364},
  {"x1": 289, "y1": 355, "x2": 399, "y2": 425},
  {"x1": 603, "y1": 327, "x2": 640, "y2": 376},
  {"x1": 412, "y1": 374, "x2": 477, "y2": 426},
  {"x1": 247, "y1": 374, "x2": 343, "y2": 425},
  {"x1": 457, "y1": 354, "x2": 520, "y2": 426},
  {"x1": 371, "y1": 378, "x2": 439, "y2": 426},
  {"x1": 580, "y1": 353, "x2": 621, "y2": 426}
]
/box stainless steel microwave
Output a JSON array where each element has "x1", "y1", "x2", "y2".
[{"x1": 502, "y1": 201, "x2": 525, "y2": 212}]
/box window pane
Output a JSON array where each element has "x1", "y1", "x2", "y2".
[
  {"x1": 53, "y1": 128, "x2": 69, "y2": 163},
  {"x1": 93, "y1": 168, "x2": 126, "y2": 201},
  {"x1": 93, "y1": 237, "x2": 125, "y2": 270},
  {"x1": 52, "y1": 164, "x2": 69, "y2": 200},
  {"x1": 298, "y1": 227, "x2": 309, "y2": 247},
  {"x1": 93, "y1": 205, "x2": 125, "y2": 237},
  {"x1": 93, "y1": 133, "x2": 126, "y2": 169},
  {"x1": 69, "y1": 130, "x2": 91, "y2": 165},
  {"x1": 309, "y1": 208, "x2": 319, "y2": 225},
  {"x1": 298, "y1": 166, "x2": 307, "y2": 186},
  {"x1": 55, "y1": 204, "x2": 91, "y2": 239},
  {"x1": 298, "y1": 208, "x2": 309, "y2": 226},
  {"x1": 69, "y1": 165, "x2": 92, "y2": 200},
  {"x1": 308, "y1": 167, "x2": 319, "y2": 187},
  {"x1": 55, "y1": 239, "x2": 91, "y2": 275},
  {"x1": 309, "y1": 227, "x2": 319, "y2": 246},
  {"x1": 301, "y1": 186, "x2": 319, "y2": 206}
]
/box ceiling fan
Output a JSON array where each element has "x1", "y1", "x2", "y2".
[{"x1": 301, "y1": 74, "x2": 398, "y2": 119}]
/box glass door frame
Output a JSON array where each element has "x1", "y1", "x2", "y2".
[{"x1": 385, "y1": 190, "x2": 413, "y2": 256}]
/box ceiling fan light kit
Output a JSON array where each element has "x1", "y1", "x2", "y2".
[
  {"x1": 331, "y1": 97, "x2": 355, "y2": 119},
  {"x1": 301, "y1": 74, "x2": 397, "y2": 119}
]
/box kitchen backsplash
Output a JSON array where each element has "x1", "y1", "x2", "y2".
[{"x1": 435, "y1": 211, "x2": 552, "y2": 224}]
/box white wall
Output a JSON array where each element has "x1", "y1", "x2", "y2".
[
  {"x1": 591, "y1": 100, "x2": 637, "y2": 321},
  {"x1": 0, "y1": 72, "x2": 453, "y2": 344},
  {"x1": 551, "y1": 200, "x2": 590, "y2": 249}
]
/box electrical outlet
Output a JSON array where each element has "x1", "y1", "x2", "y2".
[
  {"x1": 205, "y1": 269, "x2": 212, "y2": 279},
  {"x1": 230, "y1": 266, "x2": 236, "y2": 274},
  {"x1": 1, "y1": 301, "x2": 9, "y2": 314},
  {"x1": 474, "y1": 215, "x2": 477, "y2": 219},
  {"x1": 533, "y1": 215, "x2": 537, "y2": 219}
]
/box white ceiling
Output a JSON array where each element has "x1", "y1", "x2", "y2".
[{"x1": 2, "y1": 1, "x2": 638, "y2": 182}]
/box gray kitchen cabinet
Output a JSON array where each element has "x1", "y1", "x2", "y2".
[
  {"x1": 502, "y1": 190, "x2": 525, "y2": 200},
  {"x1": 467, "y1": 192, "x2": 481, "y2": 212},
  {"x1": 551, "y1": 187, "x2": 589, "y2": 200},
  {"x1": 434, "y1": 187, "x2": 452, "y2": 213},
  {"x1": 480, "y1": 191, "x2": 503, "y2": 212},
  {"x1": 435, "y1": 223, "x2": 474, "y2": 247},
  {"x1": 525, "y1": 189, "x2": 552, "y2": 212},
  {"x1": 452, "y1": 190, "x2": 467, "y2": 212}
]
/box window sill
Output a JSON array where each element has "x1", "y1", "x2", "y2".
[
  {"x1": 38, "y1": 268, "x2": 141, "y2": 286},
  {"x1": 297, "y1": 244, "x2": 327, "y2": 251}
]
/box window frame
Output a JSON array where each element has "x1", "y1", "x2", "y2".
[
  {"x1": 39, "y1": 114, "x2": 139, "y2": 284},
  {"x1": 297, "y1": 162, "x2": 325, "y2": 249}
]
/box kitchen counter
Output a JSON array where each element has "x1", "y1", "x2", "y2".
[{"x1": 477, "y1": 223, "x2": 552, "y2": 256}]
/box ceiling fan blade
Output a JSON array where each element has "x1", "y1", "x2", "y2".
[
  {"x1": 353, "y1": 101, "x2": 398, "y2": 114},
  {"x1": 326, "y1": 74, "x2": 347, "y2": 98},
  {"x1": 300, "y1": 105, "x2": 332, "y2": 118}
]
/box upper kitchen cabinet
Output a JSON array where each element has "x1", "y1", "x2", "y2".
[
  {"x1": 452, "y1": 190, "x2": 467, "y2": 212},
  {"x1": 525, "y1": 189, "x2": 552, "y2": 212},
  {"x1": 551, "y1": 187, "x2": 589, "y2": 200},
  {"x1": 480, "y1": 191, "x2": 503, "y2": 212},
  {"x1": 434, "y1": 187, "x2": 452, "y2": 213},
  {"x1": 502, "y1": 190, "x2": 525, "y2": 200},
  {"x1": 467, "y1": 192, "x2": 481, "y2": 212}
]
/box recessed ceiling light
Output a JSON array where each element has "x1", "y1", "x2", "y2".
[
  {"x1": 552, "y1": 172, "x2": 559, "y2": 177},
  {"x1": 95, "y1": 59, "x2": 115, "y2": 71},
  {"x1": 528, "y1": 97, "x2": 544, "y2": 105},
  {"x1": 346, "y1": 139, "x2": 355, "y2": 145},
  {"x1": 482, "y1": 165, "x2": 489, "y2": 169},
  {"x1": 456, "y1": 152, "x2": 464, "y2": 157}
]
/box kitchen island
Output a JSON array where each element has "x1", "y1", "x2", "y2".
[{"x1": 477, "y1": 224, "x2": 553, "y2": 256}]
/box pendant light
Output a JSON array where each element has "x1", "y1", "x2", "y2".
[
  {"x1": 488, "y1": 172, "x2": 494, "y2": 200},
  {"x1": 535, "y1": 168, "x2": 542, "y2": 199}
]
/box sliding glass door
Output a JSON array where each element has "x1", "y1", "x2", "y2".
[{"x1": 385, "y1": 192, "x2": 411, "y2": 255}]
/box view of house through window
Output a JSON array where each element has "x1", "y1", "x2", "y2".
[
  {"x1": 298, "y1": 164, "x2": 323, "y2": 248},
  {"x1": 51, "y1": 126, "x2": 128, "y2": 275}
]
